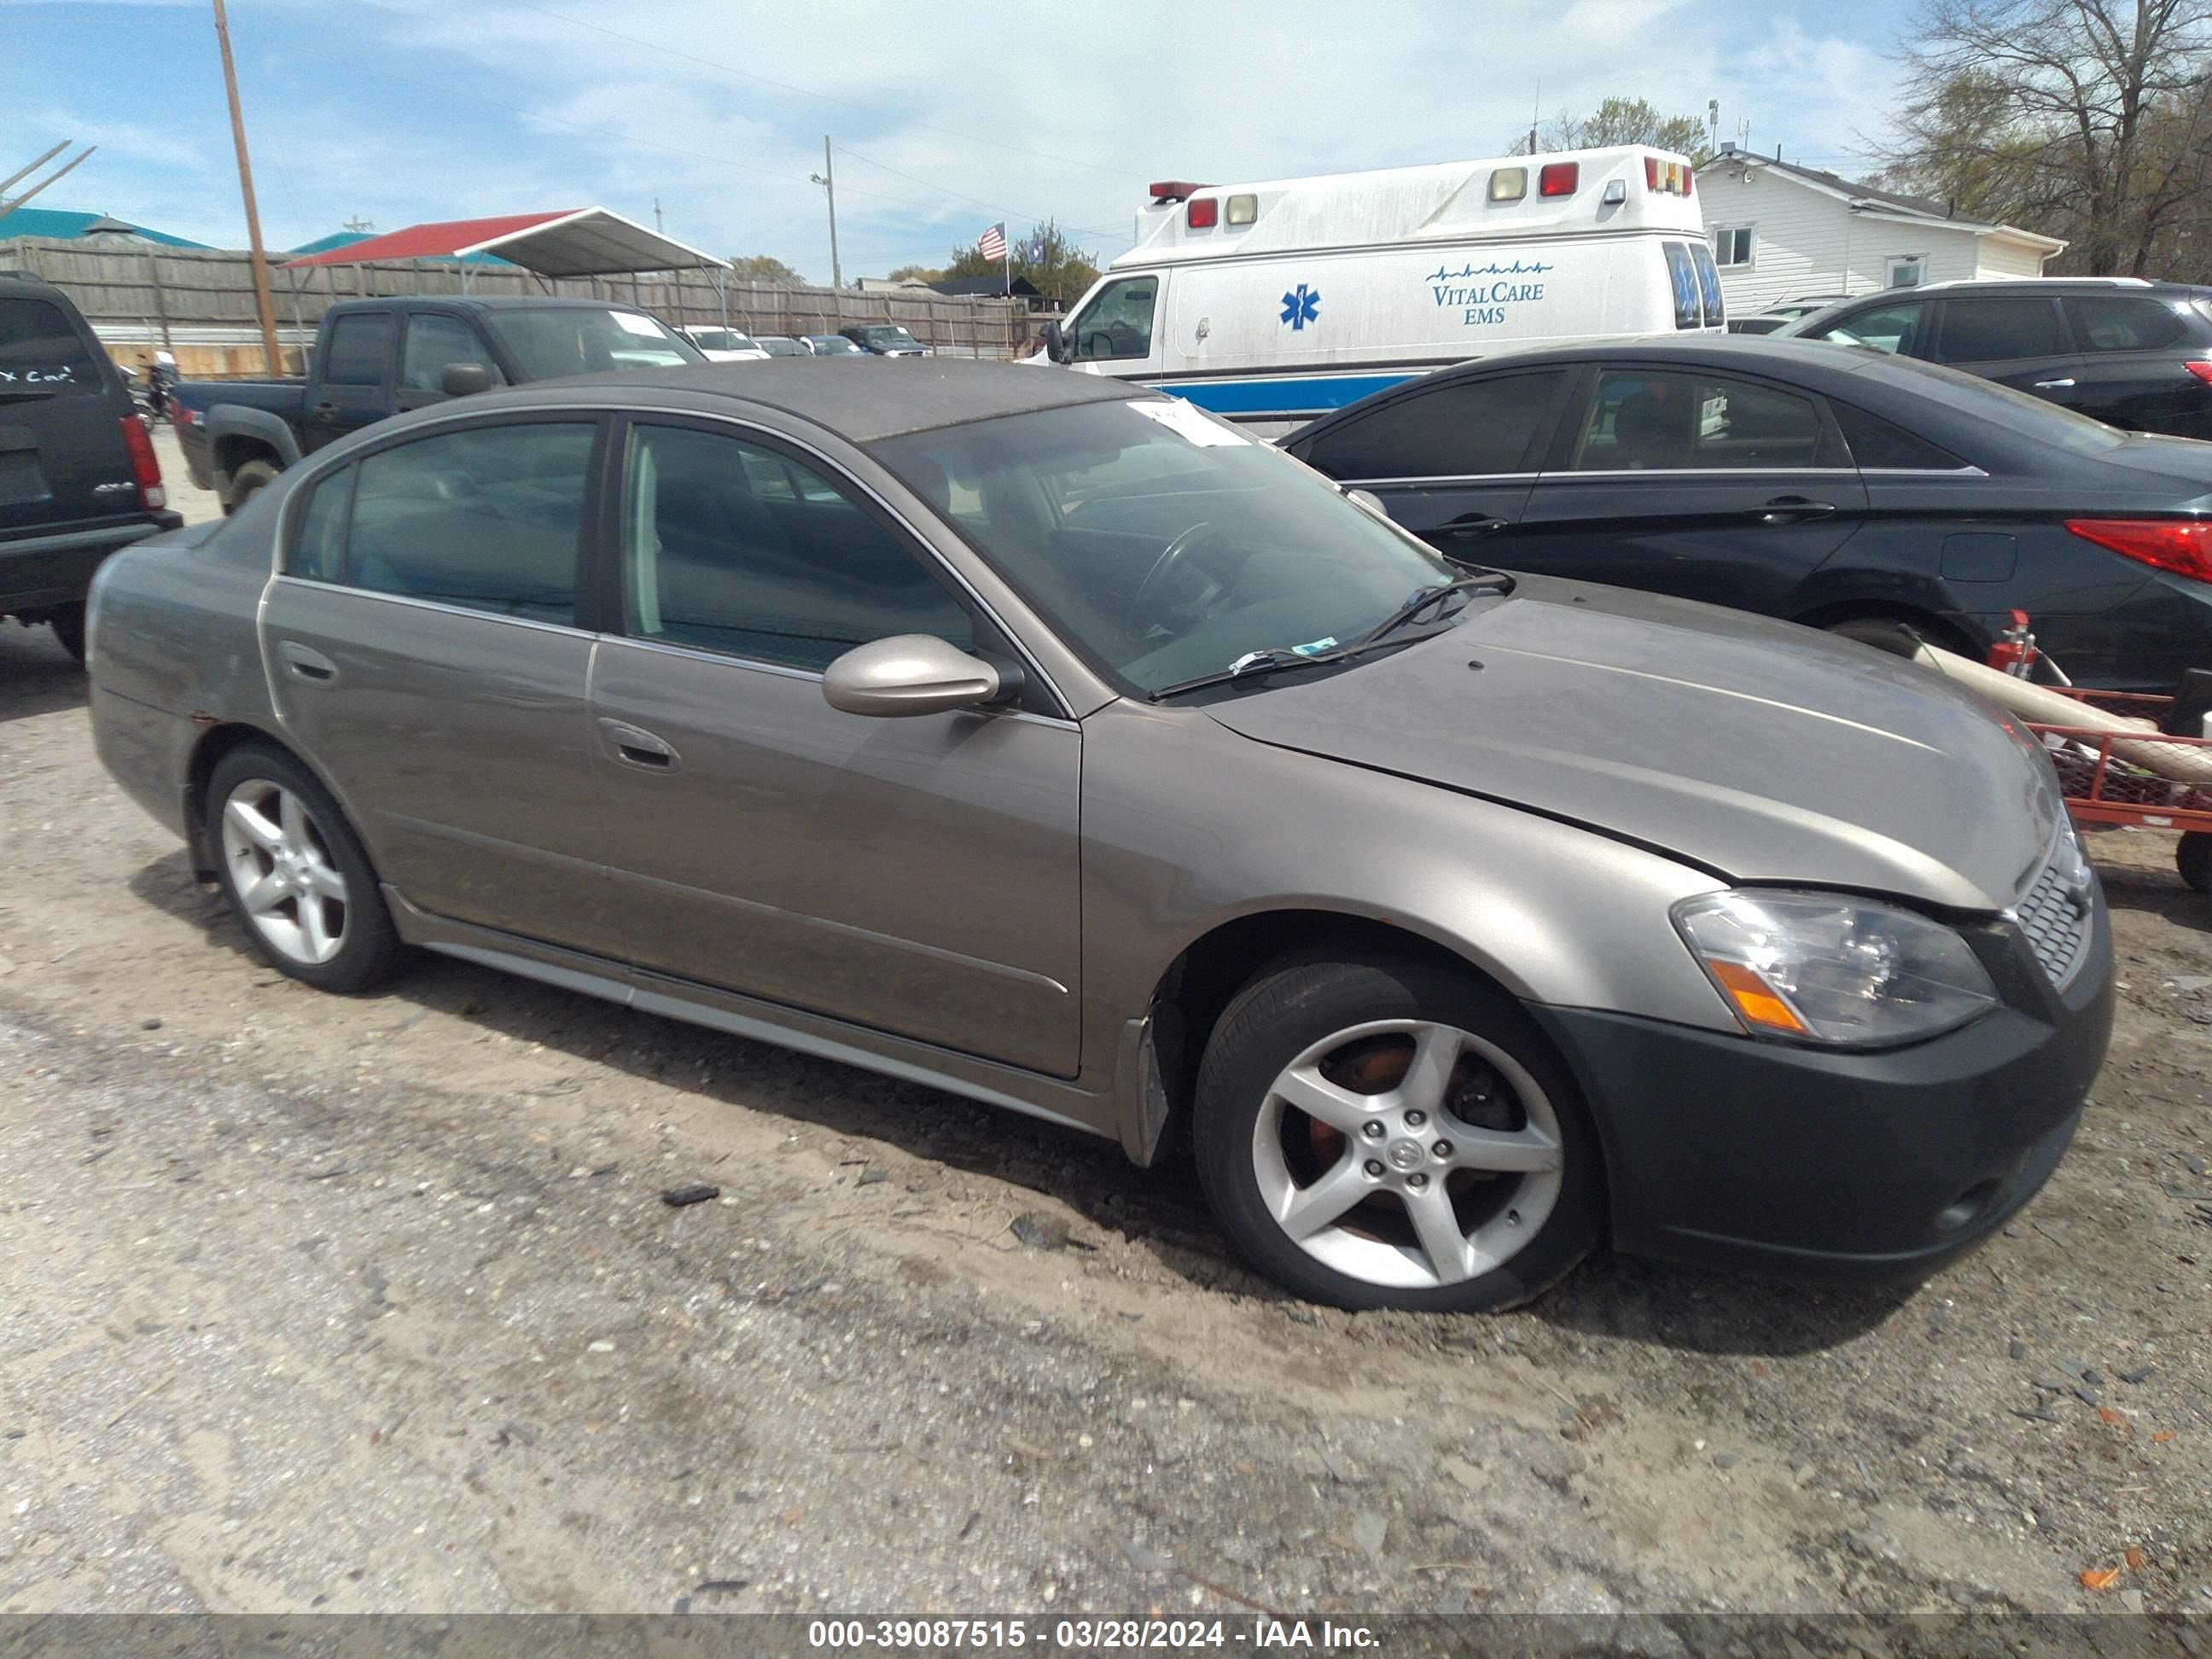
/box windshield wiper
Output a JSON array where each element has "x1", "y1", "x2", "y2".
[{"x1": 1149, "y1": 569, "x2": 1514, "y2": 702}]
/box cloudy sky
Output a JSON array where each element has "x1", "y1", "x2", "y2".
[{"x1": 8, "y1": 0, "x2": 1921, "y2": 278}]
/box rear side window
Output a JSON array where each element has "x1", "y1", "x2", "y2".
[
  {"x1": 1569, "y1": 370, "x2": 1825, "y2": 470},
  {"x1": 2066, "y1": 295, "x2": 2192, "y2": 352},
  {"x1": 1298, "y1": 371, "x2": 1566, "y2": 480},
  {"x1": 1662, "y1": 242, "x2": 1700, "y2": 329},
  {"x1": 1936, "y1": 298, "x2": 2064, "y2": 364},
  {"x1": 1830, "y1": 402, "x2": 1967, "y2": 470},
  {"x1": 321, "y1": 313, "x2": 393, "y2": 386},
  {"x1": 0, "y1": 296, "x2": 102, "y2": 397},
  {"x1": 343, "y1": 422, "x2": 594, "y2": 622}
]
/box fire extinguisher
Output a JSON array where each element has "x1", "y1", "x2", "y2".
[{"x1": 1987, "y1": 610, "x2": 2040, "y2": 679}]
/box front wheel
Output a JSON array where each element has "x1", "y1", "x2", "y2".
[
  {"x1": 206, "y1": 744, "x2": 407, "y2": 993},
  {"x1": 1193, "y1": 954, "x2": 1604, "y2": 1312},
  {"x1": 226, "y1": 457, "x2": 280, "y2": 515}
]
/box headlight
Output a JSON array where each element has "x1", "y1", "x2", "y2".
[{"x1": 1673, "y1": 890, "x2": 1997, "y2": 1047}]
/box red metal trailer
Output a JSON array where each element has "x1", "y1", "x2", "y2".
[{"x1": 2023, "y1": 690, "x2": 2212, "y2": 894}]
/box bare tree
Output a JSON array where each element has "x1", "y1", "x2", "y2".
[
  {"x1": 1885, "y1": 0, "x2": 2212, "y2": 274},
  {"x1": 1532, "y1": 97, "x2": 1710, "y2": 161}
]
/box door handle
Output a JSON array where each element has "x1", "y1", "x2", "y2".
[
  {"x1": 311, "y1": 401, "x2": 340, "y2": 419},
  {"x1": 276, "y1": 640, "x2": 337, "y2": 682},
  {"x1": 599, "y1": 718, "x2": 679, "y2": 771},
  {"x1": 2033, "y1": 377, "x2": 2076, "y2": 389},
  {"x1": 1440, "y1": 515, "x2": 1509, "y2": 540},
  {"x1": 1750, "y1": 496, "x2": 1838, "y2": 525}
]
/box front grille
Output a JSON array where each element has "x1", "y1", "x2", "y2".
[{"x1": 2011, "y1": 847, "x2": 2091, "y2": 989}]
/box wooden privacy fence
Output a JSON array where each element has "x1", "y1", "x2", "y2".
[{"x1": 3, "y1": 237, "x2": 1039, "y2": 377}]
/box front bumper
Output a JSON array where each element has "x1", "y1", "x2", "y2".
[{"x1": 1534, "y1": 901, "x2": 2114, "y2": 1283}]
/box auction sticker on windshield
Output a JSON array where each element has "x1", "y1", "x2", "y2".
[{"x1": 1132, "y1": 398, "x2": 1249, "y2": 446}]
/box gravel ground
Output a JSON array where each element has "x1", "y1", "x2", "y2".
[{"x1": 0, "y1": 474, "x2": 2205, "y2": 1617}]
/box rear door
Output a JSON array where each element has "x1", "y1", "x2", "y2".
[
  {"x1": 2060, "y1": 292, "x2": 2212, "y2": 435},
  {"x1": 1507, "y1": 363, "x2": 1867, "y2": 613},
  {"x1": 1928, "y1": 294, "x2": 2081, "y2": 399},
  {"x1": 1288, "y1": 369, "x2": 1574, "y2": 559},
  {"x1": 301, "y1": 310, "x2": 396, "y2": 453},
  {"x1": 0, "y1": 289, "x2": 132, "y2": 543}
]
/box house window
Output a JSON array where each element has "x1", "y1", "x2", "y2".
[
  {"x1": 1884, "y1": 255, "x2": 1926, "y2": 288},
  {"x1": 1712, "y1": 225, "x2": 1755, "y2": 268}
]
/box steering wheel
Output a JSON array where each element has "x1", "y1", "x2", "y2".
[{"x1": 1133, "y1": 521, "x2": 1223, "y2": 623}]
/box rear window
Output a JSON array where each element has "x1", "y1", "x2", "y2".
[
  {"x1": 321, "y1": 313, "x2": 393, "y2": 386},
  {"x1": 0, "y1": 296, "x2": 103, "y2": 397},
  {"x1": 1662, "y1": 242, "x2": 1700, "y2": 330}
]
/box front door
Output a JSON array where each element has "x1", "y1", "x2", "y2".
[
  {"x1": 1508, "y1": 364, "x2": 1867, "y2": 615},
  {"x1": 586, "y1": 417, "x2": 1083, "y2": 1077},
  {"x1": 261, "y1": 416, "x2": 619, "y2": 954},
  {"x1": 301, "y1": 310, "x2": 397, "y2": 454}
]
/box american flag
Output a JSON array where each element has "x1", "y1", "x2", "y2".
[{"x1": 977, "y1": 222, "x2": 1007, "y2": 262}]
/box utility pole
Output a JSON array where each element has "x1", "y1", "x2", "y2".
[
  {"x1": 211, "y1": 0, "x2": 282, "y2": 375},
  {"x1": 810, "y1": 137, "x2": 841, "y2": 289},
  {"x1": 654, "y1": 196, "x2": 664, "y2": 233}
]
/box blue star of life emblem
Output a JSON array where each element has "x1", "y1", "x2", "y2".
[{"x1": 1279, "y1": 283, "x2": 1320, "y2": 330}]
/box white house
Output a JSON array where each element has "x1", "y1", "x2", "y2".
[{"x1": 1697, "y1": 148, "x2": 2066, "y2": 316}]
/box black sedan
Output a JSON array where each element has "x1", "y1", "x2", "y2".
[{"x1": 1283, "y1": 336, "x2": 2212, "y2": 690}]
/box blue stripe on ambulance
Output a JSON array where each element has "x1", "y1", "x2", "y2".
[{"x1": 1137, "y1": 370, "x2": 1423, "y2": 416}]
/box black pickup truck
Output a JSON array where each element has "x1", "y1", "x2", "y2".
[
  {"x1": 3, "y1": 272, "x2": 179, "y2": 661},
  {"x1": 173, "y1": 294, "x2": 706, "y2": 511}
]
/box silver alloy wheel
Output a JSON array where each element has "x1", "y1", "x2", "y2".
[
  {"x1": 1251, "y1": 1018, "x2": 1565, "y2": 1290},
  {"x1": 219, "y1": 777, "x2": 350, "y2": 967}
]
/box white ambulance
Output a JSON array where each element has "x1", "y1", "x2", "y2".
[{"x1": 1042, "y1": 146, "x2": 1720, "y2": 433}]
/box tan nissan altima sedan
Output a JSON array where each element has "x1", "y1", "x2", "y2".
[{"x1": 85, "y1": 360, "x2": 2111, "y2": 1312}]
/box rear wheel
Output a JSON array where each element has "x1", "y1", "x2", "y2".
[
  {"x1": 2180, "y1": 832, "x2": 2212, "y2": 895},
  {"x1": 206, "y1": 744, "x2": 406, "y2": 993},
  {"x1": 1193, "y1": 953, "x2": 1604, "y2": 1313},
  {"x1": 226, "y1": 458, "x2": 280, "y2": 515}
]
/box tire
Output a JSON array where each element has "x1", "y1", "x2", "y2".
[
  {"x1": 49, "y1": 605, "x2": 85, "y2": 666},
  {"x1": 226, "y1": 458, "x2": 280, "y2": 515},
  {"x1": 1193, "y1": 952, "x2": 1604, "y2": 1313},
  {"x1": 2180, "y1": 832, "x2": 2212, "y2": 896},
  {"x1": 205, "y1": 742, "x2": 407, "y2": 993}
]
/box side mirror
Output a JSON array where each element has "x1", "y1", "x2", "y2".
[
  {"x1": 822, "y1": 634, "x2": 1004, "y2": 718},
  {"x1": 1040, "y1": 319, "x2": 1068, "y2": 364},
  {"x1": 440, "y1": 362, "x2": 495, "y2": 398}
]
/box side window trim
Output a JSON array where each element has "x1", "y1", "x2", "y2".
[{"x1": 603, "y1": 412, "x2": 1066, "y2": 718}]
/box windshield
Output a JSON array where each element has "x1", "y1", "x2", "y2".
[
  {"x1": 687, "y1": 329, "x2": 752, "y2": 352},
  {"x1": 485, "y1": 307, "x2": 702, "y2": 378},
  {"x1": 858, "y1": 326, "x2": 917, "y2": 346},
  {"x1": 873, "y1": 398, "x2": 1459, "y2": 696},
  {"x1": 808, "y1": 335, "x2": 862, "y2": 354}
]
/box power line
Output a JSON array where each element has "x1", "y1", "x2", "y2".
[
  {"x1": 832, "y1": 143, "x2": 1123, "y2": 241},
  {"x1": 509, "y1": 3, "x2": 1146, "y2": 183}
]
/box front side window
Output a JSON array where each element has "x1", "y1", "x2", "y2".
[
  {"x1": 1299, "y1": 370, "x2": 1568, "y2": 480},
  {"x1": 1569, "y1": 370, "x2": 1824, "y2": 470},
  {"x1": 1713, "y1": 226, "x2": 1754, "y2": 268},
  {"x1": 1816, "y1": 300, "x2": 1928, "y2": 356},
  {"x1": 320, "y1": 313, "x2": 393, "y2": 386},
  {"x1": 483, "y1": 307, "x2": 701, "y2": 377},
  {"x1": 0, "y1": 297, "x2": 102, "y2": 396},
  {"x1": 874, "y1": 398, "x2": 1458, "y2": 696},
  {"x1": 344, "y1": 422, "x2": 594, "y2": 622},
  {"x1": 621, "y1": 423, "x2": 971, "y2": 671},
  {"x1": 400, "y1": 314, "x2": 502, "y2": 392},
  {"x1": 1069, "y1": 276, "x2": 1158, "y2": 360},
  {"x1": 2067, "y1": 294, "x2": 2191, "y2": 352},
  {"x1": 1936, "y1": 297, "x2": 2064, "y2": 364}
]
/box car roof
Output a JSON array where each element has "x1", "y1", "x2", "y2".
[
  {"x1": 336, "y1": 294, "x2": 662, "y2": 312},
  {"x1": 482, "y1": 358, "x2": 1147, "y2": 444}
]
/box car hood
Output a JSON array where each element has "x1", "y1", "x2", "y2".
[{"x1": 1200, "y1": 577, "x2": 2061, "y2": 911}]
